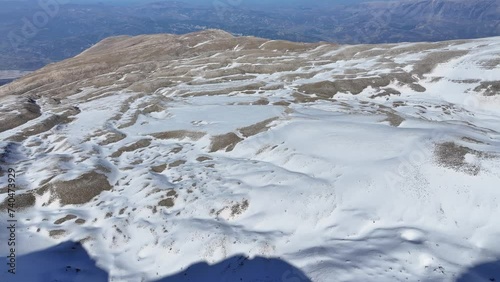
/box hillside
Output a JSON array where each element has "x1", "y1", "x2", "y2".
[{"x1": 0, "y1": 30, "x2": 499, "y2": 281}]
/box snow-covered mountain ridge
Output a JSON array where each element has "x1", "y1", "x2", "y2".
[{"x1": 0, "y1": 30, "x2": 499, "y2": 281}]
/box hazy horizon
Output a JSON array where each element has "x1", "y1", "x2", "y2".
[{"x1": 1, "y1": 0, "x2": 384, "y2": 7}]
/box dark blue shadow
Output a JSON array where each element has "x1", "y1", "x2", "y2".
[
  {"x1": 4, "y1": 241, "x2": 108, "y2": 282},
  {"x1": 153, "y1": 255, "x2": 312, "y2": 282},
  {"x1": 7, "y1": 240, "x2": 310, "y2": 282},
  {"x1": 456, "y1": 259, "x2": 500, "y2": 282}
]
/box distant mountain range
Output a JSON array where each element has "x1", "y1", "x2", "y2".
[{"x1": 0, "y1": 0, "x2": 498, "y2": 71}]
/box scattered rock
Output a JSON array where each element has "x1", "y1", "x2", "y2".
[
  {"x1": 75, "y1": 218, "x2": 86, "y2": 225},
  {"x1": 196, "y1": 156, "x2": 212, "y2": 162},
  {"x1": 151, "y1": 164, "x2": 167, "y2": 173},
  {"x1": 169, "y1": 160, "x2": 186, "y2": 168},
  {"x1": 158, "y1": 198, "x2": 175, "y2": 208},
  {"x1": 49, "y1": 229, "x2": 67, "y2": 238}
]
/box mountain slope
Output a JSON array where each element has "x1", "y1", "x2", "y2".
[
  {"x1": 0, "y1": 30, "x2": 500, "y2": 281},
  {"x1": 1, "y1": 0, "x2": 498, "y2": 70}
]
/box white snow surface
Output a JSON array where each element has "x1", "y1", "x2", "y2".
[{"x1": 0, "y1": 34, "x2": 499, "y2": 282}]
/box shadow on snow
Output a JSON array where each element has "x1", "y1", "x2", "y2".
[
  {"x1": 6, "y1": 241, "x2": 108, "y2": 282},
  {"x1": 456, "y1": 259, "x2": 500, "y2": 282},
  {"x1": 153, "y1": 255, "x2": 312, "y2": 282},
  {"x1": 7, "y1": 240, "x2": 311, "y2": 282}
]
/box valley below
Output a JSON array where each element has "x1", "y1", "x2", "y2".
[{"x1": 0, "y1": 70, "x2": 31, "y2": 86}]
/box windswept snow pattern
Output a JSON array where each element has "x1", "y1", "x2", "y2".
[{"x1": 0, "y1": 30, "x2": 499, "y2": 281}]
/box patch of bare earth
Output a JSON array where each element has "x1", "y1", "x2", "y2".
[
  {"x1": 196, "y1": 156, "x2": 212, "y2": 162},
  {"x1": 479, "y1": 57, "x2": 500, "y2": 70},
  {"x1": 230, "y1": 199, "x2": 249, "y2": 217},
  {"x1": 99, "y1": 132, "x2": 127, "y2": 145},
  {"x1": 158, "y1": 189, "x2": 178, "y2": 208},
  {"x1": 110, "y1": 139, "x2": 152, "y2": 158},
  {"x1": 49, "y1": 229, "x2": 66, "y2": 238},
  {"x1": 297, "y1": 74, "x2": 422, "y2": 98},
  {"x1": 0, "y1": 99, "x2": 41, "y2": 133},
  {"x1": 412, "y1": 50, "x2": 469, "y2": 78},
  {"x1": 473, "y1": 81, "x2": 500, "y2": 96},
  {"x1": 297, "y1": 81, "x2": 339, "y2": 98},
  {"x1": 37, "y1": 171, "x2": 112, "y2": 206},
  {"x1": 434, "y1": 142, "x2": 484, "y2": 175},
  {"x1": 150, "y1": 130, "x2": 205, "y2": 141},
  {"x1": 128, "y1": 78, "x2": 174, "y2": 93},
  {"x1": 0, "y1": 192, "x2": 36, "y2": 211},
  {"x1": 182, "y1": 82, "x2": 265, "y2": 97},
  {"x1": 169, "y1": 160, "x2": 186, "y2": 168},
  {"x1": 188, "y1": 75, "x2": 257, "y2": 85},
  {"x1": 260, "y1": 40, "x2": 321, "y2": 52},
  {"x1": 7, "y1": 114, "x2": 75, "y2": 142},
  {"x1": 209, "y1": 132, "x2": 244, "y2": 152},
  {"x1": 213, "y1": 199, "x2": 250, "y2": 219},
  {"x1": 75, "y1": 218, "x2": 86, "y2": 224},
  {"x1": 151, "y1": 164, "x2": 167, "y2": 173},
  {"x1": 292, "y1": 92, "x2": 320, "y2": 103},
  {"x1": 370, "y1": 88, "x2": 402, "y2": 99},
  {"x1": 382, "y1": 112, "x2": 405, "y2": 127},
  {"x1": 238, "y1": 117, "x2": 278, "y2": 138},
  {"x1": 252, "y1": 98, "x2": 270, "y2": 105},
  {"x1": 273, "y1": 101, "x2": 291, "y2": 106},
  {"x1": 54, "y1": 214, "x2": 78, "y2": 224}
]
